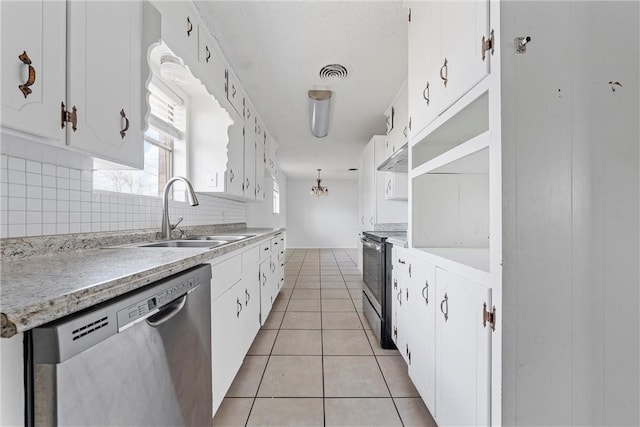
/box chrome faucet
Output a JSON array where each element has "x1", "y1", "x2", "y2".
[{"x1": 160, "y1": 176, "x2": 199, "y2": 240}]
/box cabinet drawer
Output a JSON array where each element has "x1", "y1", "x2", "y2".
[
  {"x1": 393, "y1": 247, "x2": 412, "y2": 278},
  {"x1": 210, "y1": 253, "x2": 242, "y2": 300},
  {"x1": 259, "y1": 240, "x2": 271, "y2": 259},
  {"x1": 271, "y1": 236, "x2": 282, "y2": 252}
]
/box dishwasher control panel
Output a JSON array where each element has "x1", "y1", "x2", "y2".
[{"x1": 117, "y1": 272, "x2": 203, "y2": 329}]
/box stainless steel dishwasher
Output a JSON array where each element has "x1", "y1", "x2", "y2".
[{"x1": 26, "y1": 264, "x2": 212, "y2": 427}]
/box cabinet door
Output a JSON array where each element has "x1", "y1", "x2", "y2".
[
  {"x1": 196, "y1": 26, "x2": 226, "y2": 99},
  {"x1": 158, "y1": 2, "x2": 199, "y2": 63},
  {"x1": 240, "y1": 266, "x2": 261, "y2": 356},
  {"x1": 67, "y1": 1, "x2": 143, "y2": 168},
  {"x1": 254, "y1": 120, "x2": 266, "y2": 201},
  {"x1": 408, "y1": 1, "x2": 441, "y2": 138},
  {"x1": 212, "y1": 282, "x2": 241, "y2": 413},
  {"x1": 439, "y1": 0, "x2": 490, "y2": 111},
  {"x1": 435, "y1": 268, "x2": 491, "y2": 426},
  {"x1": 361, "y1": 140, "x2": 376, "y2": 228},
  {"x1": 226, "y1": 119, "x2": 244, "y2": 197},
  {"x1": 225, "y1": 68, "x2": 245, "y2": 116},
  {"x1": 243, "y1": 124, "x2": 256, "y2": 200},
  {"x1": 384, "y1": 172, "x2": 409, "y2": 201},
  {"x1": 406, "y1": 258, "x2": 436, "y2": 413},
  {"x1": 259, "y1": 258, "x2": 273, "y2": 324},
  {"x1": 1, "y1": 0, "x2": 66, "y2": 144}
]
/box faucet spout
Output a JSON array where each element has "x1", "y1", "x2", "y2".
[{"x1": 160, "y1": 176, "x2": 199, "y2": 240}]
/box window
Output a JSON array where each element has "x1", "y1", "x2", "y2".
[
  {"x1": 93, "y1": 80, "x2": 186, "y2": 198},
  {"x1": 273, "y1": 180, "x2": 280, "y2": 214}
]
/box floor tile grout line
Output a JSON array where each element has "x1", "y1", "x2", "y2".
[{"x1": 243, "y1": 248, "x2": 303, "y2": 426}]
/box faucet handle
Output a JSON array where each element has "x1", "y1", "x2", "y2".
[{"x1": 170, "y1": 216, "x2": 184, "y2": 230}]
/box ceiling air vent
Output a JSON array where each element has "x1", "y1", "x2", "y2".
[{"x1": 319, "y1": 64, "x2": 348, "y2": 81}]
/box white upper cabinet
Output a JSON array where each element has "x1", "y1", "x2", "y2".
[
  {"x1": 439, "y1": 0, "x2": 490, "y2": 109},
  {"x1": 225, "y1": 68, "x2": 245, "y2": 117},
  {"x1": 158, "y1": 1, "x2": 199, "y2": 64},
  {"x1": 226, "y1": 116, "x2": 245, "y2": 198},
  {"x1": 408, "y1": 1, "x2": 490, "y2": 139},
  {"x1": 67, "y1": 1, "x2": 143, "y2": 168},
  {"x1": 1, "y1": 0, "x2": 66, "y2": 145},
  {"x1": 254, "y1": 118, "x2": 266, "y2": 201}
]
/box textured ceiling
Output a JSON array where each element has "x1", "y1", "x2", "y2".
[{"x1": 194, "y1": 1, "x2": 408, "y2": 179}]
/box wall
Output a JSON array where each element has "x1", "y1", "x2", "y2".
[
  {"x1": 0, "y1": 151, "x2": 245, "y2": 238},
  {"x1": 285, "y1": 178, "x2": 358, "y2": 248},
  {"x1": 245, "y1": 172, "x2": 287, "y2": 229}
]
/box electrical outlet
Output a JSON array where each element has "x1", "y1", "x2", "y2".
[{"x1": 207, "y1": 173, "x2": 218, "y2": 187}]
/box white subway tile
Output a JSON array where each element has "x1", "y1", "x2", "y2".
[
  {"x1": 8, "y1": 170, "x2": 25, "y2": 185},
  {"x1": 42, "y1": 187, "x2": 56, "y2": 200},
  {"x1": 81, "y1": 181, "x2": 92, "y2": 192},
  {"x1": 69, "y1": 169, "x2": 80, "y2": 180},
  {"x1": 26, "y1": 185, "x2": 42, "y2": 199},
  {"x1": 42, "y1": 223, "x2": 56, "y2": 235},
  {"x1": 42, "y1": 163, "x2": 56, "y2": 176},
  {"x1": 56, "y1": 177, "x2": 69, "y2": 190},
  {"x1": 70, "y1": 212, "x2": 82, "y2": 223},
  {"x1": 81, "y1": 202, "x2": 91, "y2": 213},
  {"x1": 0, "y1": 155, "x2": 7, "y2": 169},
  {"x1": 81, "y1": 170, "x2": 92, "y2": 182},
  {"x1": 26, "y1": 160, "x2": 41, "y2": 174},
  {"x1": 26, "y1": 172, "x2": 42, "y2": 186},
  {"x1": 56, "y1": 200, "x2": 69, "y2": 212},
  {"x1": 81, "y1": 192, "x2": 91, "y2": 202},
  {"x1": 8, "y1": 183, "x2": 25, "y2": 198},
  {"x1": 42, "y1": 211, "x2": 56, "y2": 223},
  {"x1": 8, "y1": 157, "x2": 25, "y2": 171},
  {"x1": 56, "y1": 223, "x2": 69, "y2": 234},
  {"x1": 57, "y1": 189, "x2": 69, "y2": 201},
  {"x1": 57, "y1": 212, "x2": 69, "y2": 223},
  {"x1": 81, "y1": 212, "x2": 91, "y2": 223},
  {"x1": 69, "y1": 223, "x2": 81, "y2": 233},
  {"x1": 26, "y1": 211, "x2": 42, "y2": 224},
  {"x1": 56, "y1": 166, "x2": 69, "y2": 179},
  {"x1": 26, "y1": 199, "x2": 41, "y2": 212},
  {"x1": 0, "y1": 223, "x2": 7, "y2": 238},
  {"x1": 91, "y1": 212, "x2": 101, "y2": 222},
  {"x1": 8, "y1": 197, "x2": 26, "y2": 211},
  {"x1": 69, "y1": 190, "x2": 81, "y2": 201},
  {"x1": 81, "y1": 223, "x2": 91, "y2": 233},
  {"x1": 42, "y1": 200, "x2": 56, "y2": 212},
  {"x1": 69, "y1": 179, "x2": 80, "y2": 191},
  {"x1": 8, "y1": 224, "x2": 26, "y2": 237},
  {"x1": 8, "y1": 210, "x2": 25, "y2": 224},
  {"x1": 26, "y1": 224, "x2": 42, "y2": 237},
  {"x1": 69, "y1": 201, "x2": 81, "y2": 212}
]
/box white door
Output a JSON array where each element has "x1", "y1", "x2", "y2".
[
  {"x1": 225, "y1": 68, "x2": 245, "y2": 117},
  {"x1": 211, "y1": 281, "x2": 241, "y2": 413},
  {"x1": 1, "y1": 0, "x2": 66, "y2": 144},
  {"x1": 439, "y1": 0, "x2": 490, "y2": 110},
  {"x1": 407, "y1": 257, "x2": 437, "y2": 413},
  {"x1": 254, "y1": 121, "x2": 266, "y2": 201},
  {"x1": 259, "y1": 258, "x2": 273, "y2": 324},
  {"x1": 239, "y1": 267, "x2": 261, "y2": 356},
  {"x1": 408, "y1": 1, "x2": 441, "y2": 137},
  {"x1": 226, "y1": 117, "x2": 244, "y2": 197},
  {"x1": 435, "y1": 268, "x2": 491, "y2": 426},
  {"x1": 67, "y1": 1, "x2": 143, "y2": 168}
]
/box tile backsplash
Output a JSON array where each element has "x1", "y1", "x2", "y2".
[{"x1": 0, "y1": 154, "x2": 245, "y2": 238}]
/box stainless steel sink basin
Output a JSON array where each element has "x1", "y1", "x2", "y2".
[
  {"x1": 184, "y1": 234, "x2": 255, "y2": 242},
  {"x1": 137, "y1": 240, "x2": 228, "y2": 248}
]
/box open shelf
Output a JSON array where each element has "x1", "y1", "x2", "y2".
[
  {"x1": 412, "y1": 91, "x2": 488, "y2": 170},
  {"x1": 411, "y1": 131, "x2": 489, "y2": 178}
]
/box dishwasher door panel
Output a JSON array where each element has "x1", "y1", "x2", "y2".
[{"x1": 35, "y1": 283, "x2": 212, "y2": 427}]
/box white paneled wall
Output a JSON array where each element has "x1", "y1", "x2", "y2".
[{"x1": 0, "y1": 154, "x2": 245, "y2": 238}]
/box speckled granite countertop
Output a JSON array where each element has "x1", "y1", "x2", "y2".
[{"x1": 0, "y1": 226, "x2": 284, "y2": 338}]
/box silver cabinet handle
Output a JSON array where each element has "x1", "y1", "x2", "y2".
[
  {"x1": 422, "y1": 281, "x2": 429, "y2": 304},
  {"x1": 245, "y1": 289, "x2": 250, "y2": 306},
  {"x1": 440, "y1": 58, "x2": 449, "y2": 87},
  {"x1": 440, "y1": 292, "x2": 449, "y2": 321},
  {"x1": 236, "y1": 297, "x2": 243, "y2": 317},
  {"x1": 229, "y1": 169, "x2": 234, "y2": 182},
  {"x1": 422, "y1": 81, "x2": 430, "y2": 105}
]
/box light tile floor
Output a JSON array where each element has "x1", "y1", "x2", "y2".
[{"x1": 213, "y1": 248, "x2": 438, "y2": 427}]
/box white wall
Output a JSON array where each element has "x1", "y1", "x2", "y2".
[
  {"x1": 245, "y1": 172, "x2": 287, "y2": 229},
  {"x1": 285, "y1": 178, "x2": 358, "y2": 248}
]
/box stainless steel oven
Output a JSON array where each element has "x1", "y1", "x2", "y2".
[{"x1": 361, "y1": 232, "x2": 395, "y2": 349}]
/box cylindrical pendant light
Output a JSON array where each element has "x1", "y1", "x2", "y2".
[{"x1": 308, "y1": 90, "x2": 332, "y2": 138}]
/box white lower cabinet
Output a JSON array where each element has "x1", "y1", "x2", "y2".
[
  {"x1": 392, "y1": 247, "x2": 491, "y2": 426},
  {"x1": 211, "y1": 238, "x2": 282, "y2": 415},
  {"x1": 405, "y1": 256, "x2": 436, "y2": 414},
  {"x1": 435, "y1": 268, "x2": 491, "y2": 426}
]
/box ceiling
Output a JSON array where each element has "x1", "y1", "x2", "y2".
[{"x1": 194, "y1": 1, "x2": 408, "y2": 179}]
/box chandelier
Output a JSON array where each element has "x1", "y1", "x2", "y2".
[{"x1": 310, "y1": 169, "x2": 328, "y2": 197}]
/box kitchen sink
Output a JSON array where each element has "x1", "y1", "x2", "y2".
[
  {"x1": 184, "y1": 234, "x2": 255, "y2": 241},
  {"x1": 136, "y1": 240, "x2": 228, "y2": 248}
]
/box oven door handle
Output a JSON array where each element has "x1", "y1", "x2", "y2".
[{"x1": 360, "y1": 238, "x2": 382, "y2": 252}]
